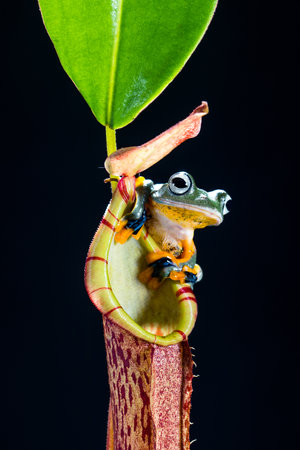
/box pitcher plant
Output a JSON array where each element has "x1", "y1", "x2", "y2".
[{"x1": 38, "y1": 1, "x2": 230, "y2": 448}]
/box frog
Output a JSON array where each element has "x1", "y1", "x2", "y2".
[{"x1": 115, "y1": 172, "x2": 231, "y2": 289}]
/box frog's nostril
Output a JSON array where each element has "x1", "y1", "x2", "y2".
[
  {"x1": 223, "y1": 195, "x2": 232, "y2": 215},
  {"x1": 207, "y1": 190, "x2": 231, "y2": 216}
]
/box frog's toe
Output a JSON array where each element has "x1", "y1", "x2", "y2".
[
  {"x1": 139, "y1": 257, "x2": 175, "y2": 289},
  {"x1": 147, "y1": 277, "x2": 164, "y2": 290},
  {"x1": 182, "y1": 264, "x2": 203, "y2": 284},
  {"x1": 132, "y1": 225, "x2": 144, "y2": 240},
  {"x1": 115, "y1": 219, "x2": 132, "y2": 244},
  {"x1": 169, "y1": 270, "x2": 186, "y2": 284},
  {"x1": 115, "y1": 211, "x2": 147, "y2": 244},
  {"x1": 126, "y1": 210, "x2": 147, "y2": 235},
  {"x1": 138, "y1": 266, "x2": 154, "y2": 285},
  {"x1": 138, "y1": 266, "x2": 164, "y2": 289},
  {"x1": 115, "y1": 218, "x2": 128, "y2": 233},
  {"x1": 169, "y1": 264, "x2": 202, "y2": 285},
  {"x1": 115, "y1": 226, "x2": 134, "y2": 244},
  {"x1": 149, "y1": 257, "x2": 175, "y2": 278},
  {"x1": 184, "y1": 272, "x2": 198, "y2": 284}
]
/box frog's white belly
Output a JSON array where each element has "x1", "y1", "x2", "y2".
[{"x1": 146, "y1": 208, "x2": 194, "y2": 254}]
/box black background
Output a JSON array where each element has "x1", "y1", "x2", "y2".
[{"x1": 3, "y1": 1, "x2": 299, "y2": 449}]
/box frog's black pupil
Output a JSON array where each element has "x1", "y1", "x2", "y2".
[{"x1": 172, "y1": 177, "x2": 187, "y2": 188}]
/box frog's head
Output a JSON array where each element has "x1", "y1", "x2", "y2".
[{"x1": 150, "y1": 171, "x2": 231, "y2": 229}]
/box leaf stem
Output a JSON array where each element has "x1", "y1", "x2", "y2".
[
  {"x1": 105, "y1": 126, "x2": 117, "y2": 157},
  {"x1": 105, "y1": 126, "x2": 118, "y2": 192}
]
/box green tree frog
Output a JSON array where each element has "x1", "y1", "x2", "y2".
[{"x1": 115, "y1": 172, "x2": 230, "y2": 289}]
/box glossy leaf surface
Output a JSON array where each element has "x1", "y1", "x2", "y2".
[{"x1": 39, "y1": 0, "x2": 218, "y2": 129}]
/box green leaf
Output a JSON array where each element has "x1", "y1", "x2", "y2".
[{"x1": 39, "y1": 0, "x2": 218, "y2": 129}]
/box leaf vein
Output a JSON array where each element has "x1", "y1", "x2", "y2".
[{"x1": 106, "y1": 0, "x2": 124, "y2": 127}]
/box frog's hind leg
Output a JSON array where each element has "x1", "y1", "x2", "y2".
[
  {"x1": 140, "y1": 248, "x2": 202, "y2": 288},
  {"x1": 139, "y1": 256, "x2": 177, "y2": 289},
  {"x1": 138, "y1": 266, "x2": 164, "y2": 289}
]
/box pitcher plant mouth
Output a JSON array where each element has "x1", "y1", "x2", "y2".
[{"x1": 84, "y1": 176, "x2": 198, "y2": 346}]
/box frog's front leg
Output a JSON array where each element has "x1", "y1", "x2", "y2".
[{"x1": 115, "y1": 178, "x2": 153, "y2": 244}]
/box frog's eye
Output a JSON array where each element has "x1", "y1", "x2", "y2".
[{"x1": 168, "y1": 172, "x2": 192, "y2": 195}]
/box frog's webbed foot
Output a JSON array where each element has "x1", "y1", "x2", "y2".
[
  {"x1": 139, "y1": 257, "x2": 177, "y2": 289},
  {"x1": 139, "y1": 256, "x2": 202, "y2": 289},
  {"x1": 127, "y1": 210, "x2": 147, "y2": 237},
  {"x1": 114, "y1": 219, "x2": 132, "y2": 244},
  {"x1": 169, "y1": 264, "x2": 203, "y2": 284},
  {"x1": 115, "y1": 176, "x2": 151, "y2": 244},
  {"x1": 115, "y1": 210, "x2": 147, "y2": 244}
]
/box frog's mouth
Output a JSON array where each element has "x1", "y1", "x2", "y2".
[{"x1": 151, "y1": 198, "x2": 223, "y2": 227}]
